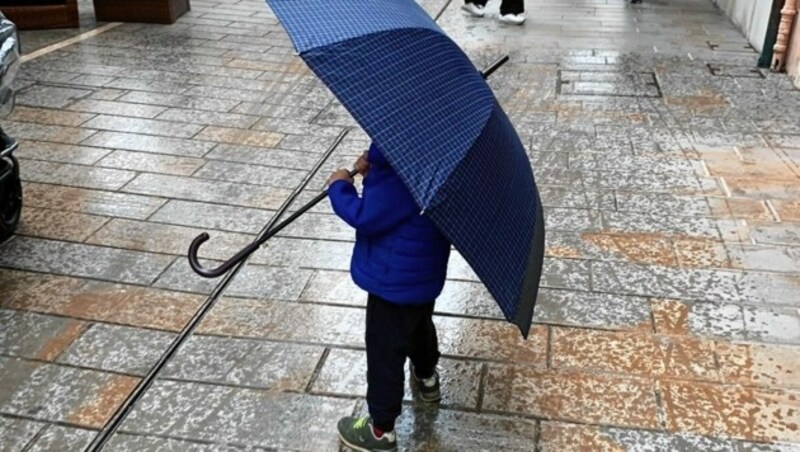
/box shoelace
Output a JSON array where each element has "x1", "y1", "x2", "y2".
[{"x1": 353, "y1": 416, "x2": 370, "y2": 430}]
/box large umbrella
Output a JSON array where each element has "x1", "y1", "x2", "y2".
[
  {"x1": 268, "y1": 0, "x2": 545, "y2": 337},
  {"x1": 192, "y1": 0, "x2": 545, "y2": 337}
]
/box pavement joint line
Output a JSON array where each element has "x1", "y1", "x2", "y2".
[
  {"x1": 0, "y1": 351, "x2": 146, "y2": 379},
  {"x1": 765, "y1": 199, "x2": 782, "y2": 222},
  {"x1": 533, "y1": 421, "x2": 543, "y2": 452},
  {"x1": 0, "y1": 305, "x2": 191, "y2": 335},
  {"x1": 5, "y1": 233, "x2": 184, "y2": 259},
  {"x1": 304, "y1": 347, "x2": 331, "y2": 393},
  {"x1": 147, "y1": 255, "x2": 180, "y2": 287},
  {"x1": 718, "y1": 176, "x2": 732, "y2": 197},
  {"x1": 475, "y1": 363, "x2": 488, "y2": 413},
  {"x1": 19, "y1": 23, "x2": 124, "y2": 64},
  {"x1": 699, "y1": 160, "x2": 711, "y2": 177},
  {"x1": 0, "y1": 412, "x2": 100, "y2": 435},
  {"x1": 50, "y1": 322, "x2": 93, "y2": 363},
  {"x1": 653, "y1": 382, "x2": 668, "y2": 429},
  {"x1": 20, "y1": 423, "x2": 49, "y2": 452}
]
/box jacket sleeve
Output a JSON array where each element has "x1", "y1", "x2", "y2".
[{"x1": 328, "y1": 179, "x2": 419, "y2": 237}]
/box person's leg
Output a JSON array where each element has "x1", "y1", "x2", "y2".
[
  {"x1": 365, "y1": 294, "x2": 408, "y2": 432},
  {"x1": 338, "y1": 294, "x2": 404, "y2": 451},
  {"x1": 462, "y1": 0, "x2": 488, "y2": 17},
  {"x1": 408, "y1": 301, "x2": 442, "y2": 402},
  {"x1": 500, "y1": 0, "x2": 524, "y2": 16},
  {"x1": 408, "y1": 301, "x2": 439, "y2": 380}
]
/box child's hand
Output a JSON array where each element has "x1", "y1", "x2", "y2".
[
  {"x1": 327, "y1": 169, "x2": 354, "y2": 186},
  {"x1": 355, "y1": 150, "x2": 370, "y2": 176}
]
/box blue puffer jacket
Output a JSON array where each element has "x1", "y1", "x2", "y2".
[{"x1": 328, "y1": 143, "x2": 451, "y2": 305}]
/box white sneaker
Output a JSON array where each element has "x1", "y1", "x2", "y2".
[
  {"x1": 461, "y1": 3, "x2": 485, "y2": 17},
  {"x1": 498, "y1": 13, "x2": 526, "y2": 25}
]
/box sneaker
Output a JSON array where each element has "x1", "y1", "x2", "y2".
[
  {"x1": 498, "y1": 13, "x2": 526, "y2": 25},
  {"x1": 337, "y1": 416, "x2": 397, "y2": 452},
  {"x1": 411, "y1": 365, "x2": 441, "y2": 402},
  {"x1": 461, "y1": 3, "x2": 485, "y2": 17}
]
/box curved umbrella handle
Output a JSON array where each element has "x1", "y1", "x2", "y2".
[
  {"x1": 188, "y1": 169, "x2": 358, "y2": 278},
  {"x1": 188, "y1": 232, "x2": 265, "y2": 278}
]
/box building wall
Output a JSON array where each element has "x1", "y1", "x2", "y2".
[{"x1": 712, "y1": 0, "x2": 774, "y2": 51}]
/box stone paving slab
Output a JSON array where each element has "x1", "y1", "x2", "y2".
[
  {"x1": 164, "y1": 336, "x2": 322, "y2": 392},
  {"x1": 0, "y1": 357, "x2": 138, "y2": 429},
  {"x1": 82, "y1": 130, "x2": 216, "y2": 158},
  {"x1": 96, "y1": 150, "x2": 205, "y2": 177},
  {"x1": 26, "y1": 424, "x2": 97, "y2": 452},
  {"x1": 17, "y1": 159, "x2": 136, "y2": 191},
  {"x1": 105, "y1": 433, "x2": 257, "y2": 451},
  {"x1": 18, "y1": 207, "x2": 110, "y2": 243},
  {"x1": 0, "y1": 309, "x2": 87, "y2": 362},
  {"x1": 57, "y1": 323, "x2": 175, "y2": 376},
  {"x1": 662, "y1": 379, "x2": 800, "y2": 443},
  {"x1": 22, "y1": 183, "x2": 166, "y2": 220},
  {"x1": 119, "y1": 381, "x2": 354, "y2": 450},
  {"x1": 121, "y1": 173, "x2": 292, "y2": 210},
  {"x1": 483, "y1": 364, "x2": 659, "y2": 430},
  {"x1": 0, "y1": 236, "x2": 175, "y2": 285},
  {"x1": 0, "y1": 416, "x2": 44, "y2": 451},
  {"x1": 539, "y1": 421, "x2": 800, "y2": 452},
  {"x1": 14, "y1": 141, "x2": 110, "y2": 165},
  {"x1": 0, "y1": 270, "x2": 204, "y2": 332}
]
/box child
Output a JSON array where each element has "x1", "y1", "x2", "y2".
[{"x1": 327, "y1": 143, "x2": 451, "y2": 452}]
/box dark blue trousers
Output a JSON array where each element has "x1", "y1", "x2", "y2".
[{"x1": 366, "y1": 294, "x2": 440, "y2": 431}]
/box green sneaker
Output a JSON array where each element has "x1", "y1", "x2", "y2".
[
  {"x1": 337, "y1": 416, "x2": 397, "y2": 452},
  {"x1": 411, "y1": 365, "x2": 441, "y2": 403}
]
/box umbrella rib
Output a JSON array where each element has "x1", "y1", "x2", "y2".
[{"x1": 302, "y1": 30, "x2": 496, "y2": 206}]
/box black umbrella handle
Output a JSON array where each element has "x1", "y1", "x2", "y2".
[
  {"x1": 188, "y1": 168, "x2": 358, "y2": 278},
  {"x1": 188, "y1": 55, "x2": 510, "y2": 278}
]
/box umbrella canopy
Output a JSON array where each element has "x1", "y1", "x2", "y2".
[{"x1": 267, "y1": 0, "x2": 545, "y2": 337}]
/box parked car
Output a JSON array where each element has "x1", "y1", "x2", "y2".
[{"x1": 0, "y1": 12, "x2": 21, "y2": 243}]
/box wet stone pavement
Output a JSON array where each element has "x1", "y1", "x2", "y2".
[{"x1": 1, "y1": 0, "x2": 800, "y2": 450}]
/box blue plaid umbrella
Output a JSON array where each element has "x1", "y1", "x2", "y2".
[{"x1": 267, "y1": 0, "x2": 545, "y2": 337}]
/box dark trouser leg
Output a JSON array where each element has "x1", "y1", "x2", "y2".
[
  {"x1": 500, "y1": 0, "x2": 524, "y2": 15},
  {"x1": 466, "y1": 0, "x2": 489, "y2": 6},
  {"x1": 366, "y1": 295, "x2": 407, "y2": 432},
  {"x1": 408, "y1": 302, "x2": 440, "y2": 379}
]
